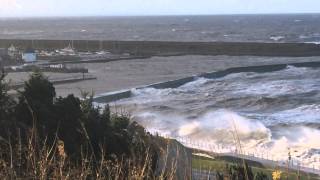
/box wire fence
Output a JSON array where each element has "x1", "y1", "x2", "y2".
[{"x1": 150, "y1": 131, "x2": 320, "y2": 175}]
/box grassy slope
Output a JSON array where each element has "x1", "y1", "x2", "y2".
[{"x1": 192, "y1": 155, "x2": 319, "y2": 180}]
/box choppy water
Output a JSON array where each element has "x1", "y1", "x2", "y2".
[
  {"x1": 1, "y1": 14, "x2": 320, "y2": 43},
  {"x1": 6, "y1": 13, "x2": 320, "y2": 167},
  {"x1": 112, "y1": 66, "x2": 320, "y2": 168}
]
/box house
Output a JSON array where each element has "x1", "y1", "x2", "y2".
[
  {"x1": 22, "y1": 48, "x2": 37, "y2": 63},
  {"x1": 8, "y1": 45, "x2": 17, "y2": 56},
  {"x1": 8, "y1": 45, "x2": 20, "y2": 60}
]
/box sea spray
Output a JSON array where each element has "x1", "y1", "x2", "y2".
[
  {"x1": 116, "y1": 66, "x2": 320, "y2": 168},
  {"x1": 178, "y1": 110, "x2": 271, "y2": 143}
]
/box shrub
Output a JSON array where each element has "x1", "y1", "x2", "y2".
[{"x1": 0, "y1": 71, "x2": 165, "y2": 179}]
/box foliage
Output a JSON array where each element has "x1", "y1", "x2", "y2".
[
  {"x1": 226, "y1": 163, "x2": 254, "y2": 180},
  {"x1": 0, "y1": 71, "x2": 278, "y2": 179},
  {"x1": 216, "y1": 171, "x2": 224, "y2": 180},
  {"x1": 14, "y1": 71, "x2": 56, "y2": 140},
  {"x1": 255, "y1": 171, "x2": 269, "y2": 180},
  {"x1": 0, "y1": 71, "x2": 163, "y2": 179},
  {"x1": 0, "y1": 70, "x2": 16, "y2": 137},
  {"x1": 22, "y1": 71, "x2": 56, "y2": 106}
]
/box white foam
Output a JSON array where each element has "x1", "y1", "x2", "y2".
[
  {"x1": 178, "y1": 121, "x2": 200, "y2": 136},
  {"x1": 129, "y1": 88, "x2": 174, "y2": 104},
  {"x1": 269, "y1": 104, "x2": 320, "y2": 124},
  {"x1": 236, "y1": 78, "x2": 317, "y2": 97},
  {"x1": 180, "y1": 77, "x2": 210, "y2": 89},
  {"x1": 284, "y1": 65, "x2": 309, "y2": 72},
  {"x1": 270, "y1": 36, "x2": 285, "y2": 41},
  {"x1": 132, "y1": 109, "x2": 271, "y2": 145},
  {"x1": 133, "y1": 109, "x2": 320, "y2": 168},
  {"x1": 305, "y1": 41, "x2": 320, "y2": 45},
  {"x1": 177, "y1": 110, "x2": 271, "y2": 143},
  {"x1": 114, "y1": 65, "x2": 320, "y2": 168},
  {"x1": 299, "y1": 35, "x2": 309, "y2": 39},
  {"x1": 267, "y1": 126, "x2": 320, "y2": 168}
]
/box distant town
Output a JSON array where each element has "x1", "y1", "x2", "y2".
[
  {"x1": 0, "y1": 43, "x2": 134, "y2": 73},
  {"x1": 0, "y1": 43, "x2": 143, "y2": 94}
]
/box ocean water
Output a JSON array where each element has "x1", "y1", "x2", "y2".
[
  {"x1": 4, "y1": 14, "x2": 320, "y2": 168},
  {"x1": 1, "y1": 14, "x2": 320, "y2": 43},
  {"x1": 112, "y1": 65, "x2": 320, "y2": 168}
]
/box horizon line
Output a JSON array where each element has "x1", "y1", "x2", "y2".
[{"x1": 1, "y1": 12, "x2": 320, "y2": 19}]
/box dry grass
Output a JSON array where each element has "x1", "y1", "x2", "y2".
[{"x1": 0, "y1": 131, "x2": 178, "y2": 180}]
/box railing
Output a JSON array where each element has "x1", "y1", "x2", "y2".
[{"x1": 150, "y1": 131, "x2": 320, "y2": 175}]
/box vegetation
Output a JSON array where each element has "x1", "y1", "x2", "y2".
[
  {"x1": 1, "y1": 70, "x2": 318, "y2": 179},
  {"x1": 0, "y1": 70, "x2": 170, "y2": 179},
  {"x1": 192, "y1": 155, "x2": 319, "y2": 180}
]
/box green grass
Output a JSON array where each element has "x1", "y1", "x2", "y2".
[{"x1": 192, "y1": 155, "x2": 320, "y2": 180}]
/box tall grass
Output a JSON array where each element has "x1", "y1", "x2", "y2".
[{"x1": 0, "y1": 130, "x2": 177, "y2": 179}]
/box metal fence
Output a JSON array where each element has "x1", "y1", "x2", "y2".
[{"x1": 150, "y1": 131, "x2": 320, "y2": 175}]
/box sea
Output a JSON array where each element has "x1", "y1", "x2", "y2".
[
  {"x1": 2, "y1": 14, "x2": 320, "y2": 168},
  {"x1": 1, "y1": 14, "x2": 320, "y2": 43},
  {"x1": 115, "y1": 65, "x2": 320, "y2": 169}
]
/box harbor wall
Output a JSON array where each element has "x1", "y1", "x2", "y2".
[
  {"x1": 1, "y1": 39, "x2": 320, "y2": 57},
  {"x1": 93, "y1": 61, "x2": 320, "y2": 103}
]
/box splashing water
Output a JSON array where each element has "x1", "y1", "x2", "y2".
[{"x1": 104, "y1": 65, "x2": 320, "y2": 168}]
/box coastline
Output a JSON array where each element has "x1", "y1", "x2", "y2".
[
  {"x1": 6, "y1": 55, "x2": 320, "y2": 97},
  {"x1": 93, "y1": 59, "x2": 320, "y2": 103},
  {"x1": 1, "y1": 39, "x2": 320, "y2": 57}
]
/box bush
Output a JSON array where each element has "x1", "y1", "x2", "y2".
[
  {"x1": 0, "y1": 71, "x2": 164, "y2": 179},
  {"x1": 226, "y1": 163, "x2": 254, "y2": 180}
]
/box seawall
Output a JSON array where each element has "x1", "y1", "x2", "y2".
[
  {"x1": 93, "y1": 61, "x2": 320, "y2": 103},
  {"x1": 1, "y1": 39, "x2": 320, "y2": 57}
]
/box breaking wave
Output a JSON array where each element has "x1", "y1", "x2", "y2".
[{"x1": 117, "y1": 65, "x2": 320, "y2": 167}]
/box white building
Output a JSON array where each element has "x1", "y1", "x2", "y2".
[
  {"x1": 22, "y1": 48, "x2": 37, "y2": 63},
  {"x1": 8, "y1": 45, "x2": 17, "y2": 57}
]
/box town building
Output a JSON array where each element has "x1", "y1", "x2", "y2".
[
  {"x1": 8, "y1": 45, "x2": 17, "y2": 56},
  {"x1": 22, "y1": 48, "x2": 37, "y2": 63},
  {"x1": 8, "y1": 45, "x2": 20, "y2": 60}
]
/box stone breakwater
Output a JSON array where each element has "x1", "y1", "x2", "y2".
[{"x1": 1, "y1": 39, "x2": 320, "y2": 57}]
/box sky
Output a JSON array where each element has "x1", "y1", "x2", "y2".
[{"x1": 1, "y1": 0, "x2": 320, "y2": 17}]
